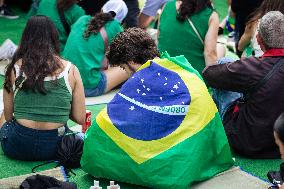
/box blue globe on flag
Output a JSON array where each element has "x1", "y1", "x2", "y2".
[{"x1": 108, "y1": 62, "x2": 191, "y2": 141}]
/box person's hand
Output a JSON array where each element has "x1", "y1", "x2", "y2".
[{"x1": 280, "y1": 184, "x2": 284, "y2": 189}]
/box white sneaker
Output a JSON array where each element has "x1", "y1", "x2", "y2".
[
  {"x1": 0, "y1": 39, "x2": 17, "y2": 60},
  {"x1": 0, "y1": 5, "x2": 19, "y2": 19}
]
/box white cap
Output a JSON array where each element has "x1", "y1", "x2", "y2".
[{"x1": 102, "y1": 0, "x2": 128, "y2": 23}]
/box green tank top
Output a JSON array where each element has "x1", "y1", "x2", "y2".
[
  {"x1": 14, "y1": 62, "x2": 72, "y2": 123},
  {"x1": 158, "y1": 0, "x2": 213, "y2": 74}
]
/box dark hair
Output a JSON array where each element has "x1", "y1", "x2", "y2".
[
  {"x1": 4, "y1": 16, "x2": 62, "y2": 94},
  {"x1": 57, "y1": 0, "x2": 77, "y2": 12},
  {"x1": 107, "y1": 27, "x2": 160, "y2": 66},
  {"x1": 247, "y1": 0, "x2": 284, "y2": 26},
  {"x1": 84, "y1": 12, "x2": 114, "y2": 39},
  {"x1": 177, "y1": 0, "x2": 213, "y2": 22},
  {"x1": 274, "y1": 113, "x2": 284, "y2": 143}
]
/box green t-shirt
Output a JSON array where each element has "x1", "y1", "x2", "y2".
[
  {"x1": 63, "y1": 16, "x2": 123, "y2": 89},
  {"x1": 36, "y1": 0, "x2": 85, "y2": 52},
  {"x1": 158, "y1": 0, "x2": 213, "y2": 74}
]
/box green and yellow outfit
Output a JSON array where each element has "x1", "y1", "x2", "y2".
[
  {"x1": 158, "y1": 0, "x2": 213, "y2": 74},
  {"x1": 63, "y1": 15, "x2": 123, "y2": 95},
  {"x1": 36, "y1": 0, "x2": 85, "y2": 52}
]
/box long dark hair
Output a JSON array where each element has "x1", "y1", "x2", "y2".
[
  {"x1": 247, "y1": 0, "x2": 284, "y2": 26},
  {"x1": 57, "y1": 0, "x2": 77, "y2": 12},
  {"x1": 4, "y1": 16, "x2": 62, "y2": 94},
  {"x1": 177, "y1": 0, "x2": 213, "y2": 22},
  {"x1": 83, "y1": 12, "x2": 114, "y2": 39}
]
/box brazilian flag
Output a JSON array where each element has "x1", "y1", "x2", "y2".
[{"x1": 81, "y1": 53, "x2": 233, "y2": 188}]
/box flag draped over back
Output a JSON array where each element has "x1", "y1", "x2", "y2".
[{"x1": 81, "y1": 53, "x2": 233, "y2": 189}]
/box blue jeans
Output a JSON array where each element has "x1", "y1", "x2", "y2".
[
  {"x1": 0, "y1": 120, "x2": 67, "y2": 161},
  {"x1": 84, "y1": 72, "x2": 107, "y2": 97},
  {"x1": 212, "y1": 57, "x2": 242, "y2": 119}
]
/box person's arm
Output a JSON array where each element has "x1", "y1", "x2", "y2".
[
  {"x1": 3, "y1": 70, "x2": 15, "y2": 122},
  {"x1": 238, "y1": 22, "x2": 256, "y2": 52},
  {"x1": 203, "y1": 58, "x2": 255, "y2": 92},
  {"x1": 204, "y1": 11, "x2": 219, "y2": 66},
  {"x1": 69, "y1": 65, "x2": 86, "y2": 125},
  {"x1": 138, "y1": 0, "x2": 166, "y2": 29},
  {"x1": 138, "y1": 13, "x2": 154, "y2": 29}
]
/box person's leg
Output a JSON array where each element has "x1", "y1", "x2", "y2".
[
  {"x1": 212, "y1": 57, "x2": 242, "y2": 119},
  {"x1": 123, "y1": 0, "x2": 139, "y2": 28},
  {"x1": 84, "y1": 67, "x2": 129, "y2": 97},
  {"x1": 217, "y1": 43, "x2": 226, "y2": 59},
  {"x1": 103, "y1": 66, "x2": 129, "y2": 93}
]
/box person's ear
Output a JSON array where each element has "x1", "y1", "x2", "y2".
[{"x1": 256, "y1": 33, "x2": 267, "y2": 52}]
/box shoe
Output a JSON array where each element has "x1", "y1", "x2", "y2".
[
  {"x1": 0, "y1": 39, "x2": 17, "y2": 60},
  {"x1": 0, "y1": 4, "x2": 19, "y2": 19}
]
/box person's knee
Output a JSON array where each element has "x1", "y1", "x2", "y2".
[{"x1": 217, "y1": 57, "x2": 236, "y2": 65}]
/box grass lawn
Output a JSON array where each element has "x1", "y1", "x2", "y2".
[{"x1": 0, "y1": 1, "x2": 281, "y2": 189}]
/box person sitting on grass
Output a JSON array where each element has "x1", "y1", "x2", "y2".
[
  {"x1": 63, "y1": 0, "x2": 129, "y2": 97},
  {"x1": 274, "y1": 113, "x2": 284, "y2": 189},
  {"x1": 0, "y1": 16, "x2": 85, "y2": 161},
  {"x1": 32, "y1": 0, "x2": 85, "y2": 53},
  {"x1": 81, "y1": 28, "x2": 233, "y2": 189},
  {"x1": 203, "y1": 11, "x2": 284, "y2": 159}
]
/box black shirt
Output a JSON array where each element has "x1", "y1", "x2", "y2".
[{"x1": 203, "y1": 54, "x2": 284, "y2": 158}]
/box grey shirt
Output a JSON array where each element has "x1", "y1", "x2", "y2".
[{"x1": 141, "y1": 0, "x2": 170, "y2": 16}]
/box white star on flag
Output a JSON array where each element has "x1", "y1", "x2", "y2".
[
  {"x1": 158, "y1": 73, "x2": 160, "y2": 76},
  {"x1": 129, "y1": 106, "x2": 135, "y2": 111},
  {"x1": 165, "y1": 77, "x2": 168, "y2": 80},
  {"x1": 141, "y1": 79, "x2": 144, "y2": 83},
  {"x1": 147, "y1": 88, "x2": 150, "y2": 91},
  {"x1": 173, "y1": 84, "x2": 179, "y2": 90},
  {"x1": 137, "y1": 89, "x2": 140, "y2": 93},
  {"x1": 142, "y1": 93, "x2": 146, "y2": 96},
  {"x1": 160, "y1": 97, "x2": 163, "y2": 100}
]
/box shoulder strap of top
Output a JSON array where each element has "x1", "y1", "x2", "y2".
[{"x1": 63, "y1": 61, "x2": 72, "y2": 95}]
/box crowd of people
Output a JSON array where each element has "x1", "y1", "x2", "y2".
[{"x1": 1, "y1": 0, "x2": 284, "y2": 188}]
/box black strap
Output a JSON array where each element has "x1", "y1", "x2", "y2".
[
  {"x1": 244, "y1": 58, "x2": 284, "y2": 100},
  {"x1": 57, "y1": 8, "x2": 70, "y2": 35}
]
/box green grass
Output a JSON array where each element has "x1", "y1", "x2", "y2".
[
  {"x1": 0, "y1": 8, "x2": 27, "y2": 45},
  {"x1": 0, "y1": 100, "x2": 282, "y2": 188},
  {"x1": 213, "y1": 0, "x2": 228, "y2": 20},
  {"x1": 2, "y1": 2, "x2": 280, "y2": 189},
  {"x1": 0, "y1": 0, "x2": 228, "y2": 45}
]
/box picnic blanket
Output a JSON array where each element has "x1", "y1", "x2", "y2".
[{"x1": 81, "y1": 53, "x2": 233, "y2": 189}]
